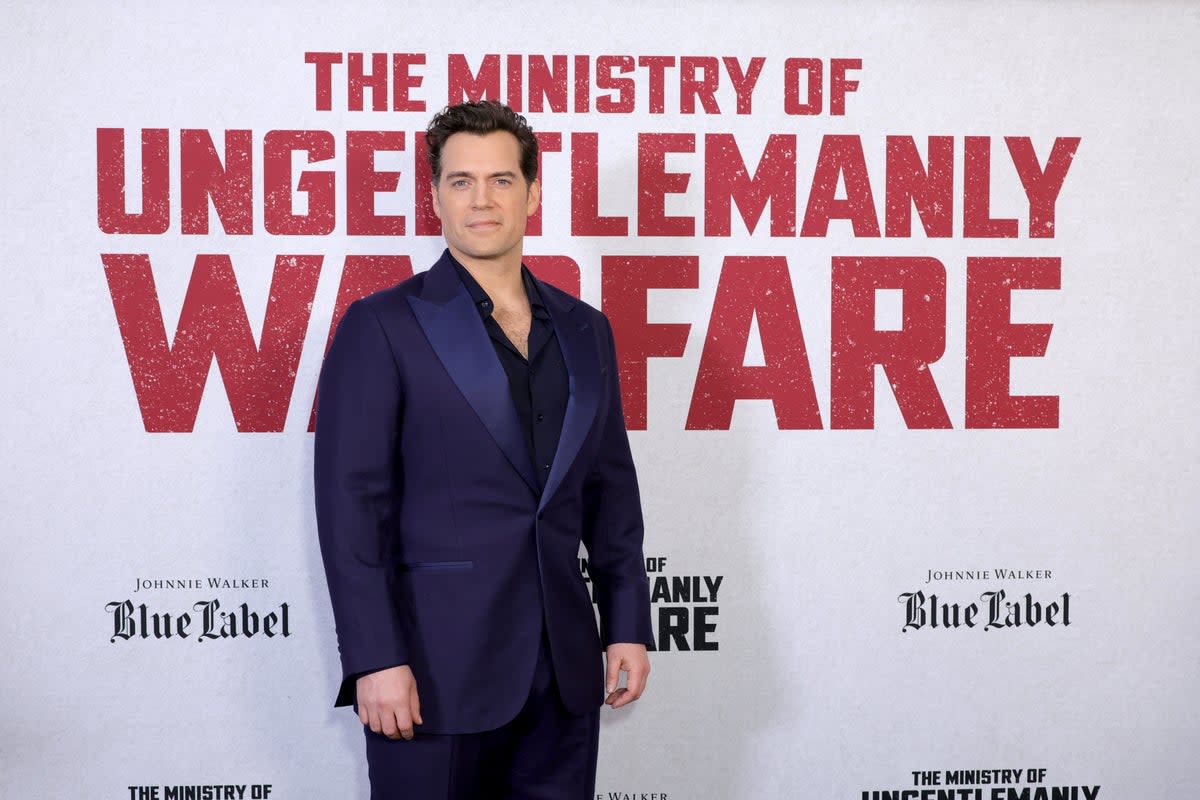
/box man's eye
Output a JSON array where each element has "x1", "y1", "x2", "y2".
[
  {"x1": 495, "y1": 178, "x2": 511, "y2": 186},
  {"x1": 452, "y1": 180, "x2": 469, "y2": 188}
]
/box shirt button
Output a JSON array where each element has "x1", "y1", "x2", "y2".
[
  {"x1": 536, "y1": 413, "x2": 545, "y2": 422},
  {"x1": 542, "y1": 464, "x2": 552, "y2": 471}
]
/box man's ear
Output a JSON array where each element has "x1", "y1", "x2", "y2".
[
  {"x1": 430, "y1": 181, "x2": 442, "y2": 220},
  {"x1": 526, "y1": 178, "x2": 542, "y2": 217}
]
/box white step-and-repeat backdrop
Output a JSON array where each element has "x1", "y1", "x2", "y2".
[{"x1": 3, "y1": 3, "x2": 1197, "y2": 798}]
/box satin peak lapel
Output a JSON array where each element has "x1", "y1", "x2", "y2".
[
  {"x1": 407, "y1": 256, "x2": 539, "y2": 495},
  {"x1": 540, "y1": 285, "x2": 601, "y2": 510}
]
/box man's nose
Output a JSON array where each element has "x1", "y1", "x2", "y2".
[{"x1": 470, "y1": 184, "x2": 493, "y2": 208}]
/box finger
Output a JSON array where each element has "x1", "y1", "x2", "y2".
[
  {"x1": 410, "y1": 683, "x2": 423, "y2": 727},
  {"x1": 359, "y1": 705, "x2": 369, "y2": 727},
  {"x1": 395, "y1": 709, "x2": 414, "y2": 741},
  {"x1": 608, "y1": 687, "x2": 632, "y2": 709},
  {"x1": 624, "y1": 667, "x2": 647, "y2": 701},
  {"x1": 368, "y1": 708, "x2": 384, "y2": 735},
  {"x1": 605, "y1": 655, "x2": 623, "y2": 695},
  {"x1": 379, "y1": 707, "x2": 401, "y2": 740}
]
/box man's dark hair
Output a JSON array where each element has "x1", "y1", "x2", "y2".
[{"x1": 426, "y1": 101, "x2": 539, "y2": 186}]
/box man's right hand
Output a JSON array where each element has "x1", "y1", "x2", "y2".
[{"x1": 356, "y1": 665, "x2": 423, "y2": 740}]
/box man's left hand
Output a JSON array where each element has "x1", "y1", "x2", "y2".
[{"x1": 604, "y1": 643, "x2": 650, "y2": 709}]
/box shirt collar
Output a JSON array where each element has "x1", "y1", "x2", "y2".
[{"x1": 448, "y1": 251, "x2": 548, "y2": 320}]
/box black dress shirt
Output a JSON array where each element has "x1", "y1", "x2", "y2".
[{"x1": 450, "y1": 256, "x2": 569, "y2": 495}]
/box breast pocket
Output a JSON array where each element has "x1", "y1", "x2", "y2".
[{"x1": 396, "y1": 560, "x2": 475, "y2": 572}]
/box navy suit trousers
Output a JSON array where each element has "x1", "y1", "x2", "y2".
[{"x1": 364, "y1": 636, "x2": 600, "y2": 799}]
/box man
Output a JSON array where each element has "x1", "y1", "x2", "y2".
[{"x1": 314, "y1": 101, "x2": 653, "y2": 799}]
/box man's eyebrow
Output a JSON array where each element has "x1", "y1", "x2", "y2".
[{"x1": 442, "y1": 170, "x2": 518, "y2": 181}]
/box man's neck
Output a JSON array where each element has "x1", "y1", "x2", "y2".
[{"x1": 449, "y1": 246, "x2": 526, "y2": 307}]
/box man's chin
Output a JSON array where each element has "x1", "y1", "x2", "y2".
[{"x1": 449, "y1": 243, "x2": 519, "y2": 264}]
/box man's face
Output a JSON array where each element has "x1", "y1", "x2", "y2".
[{"x1": 431, "y1": 131, "x2": 540, "y2": 268}]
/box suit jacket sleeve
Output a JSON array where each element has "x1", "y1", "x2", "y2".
[
  {"x1": 581, "y1": 314, "x2": 655, "y2": 648},
  {"x1": 314, "y1": 299, "x2": 408, "y2": 706}
]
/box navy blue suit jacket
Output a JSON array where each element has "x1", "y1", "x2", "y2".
[{"x1": 314, "y1": 250, "x2": 653, "y2": 734}]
